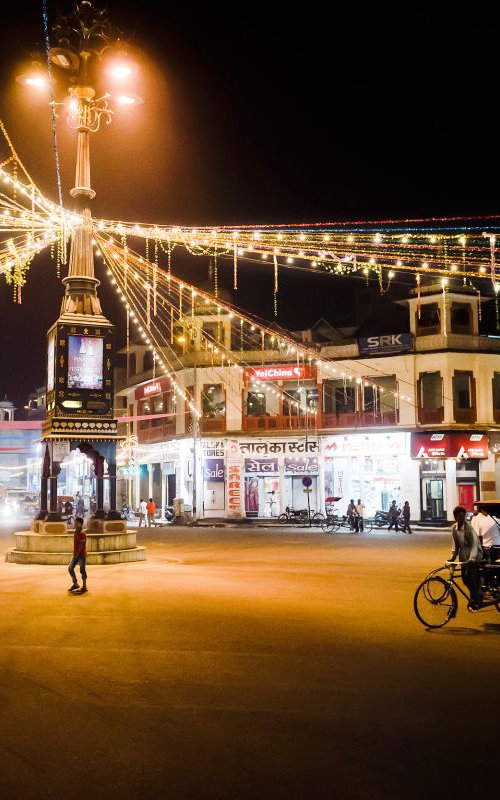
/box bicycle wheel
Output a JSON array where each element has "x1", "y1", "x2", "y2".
[
  {"x1": 312, "y1": 512, "x2": 325, "y2": 526},
  {"x1": 414, "y1": 577, "x2": 458, "y2": 628},
  {"x1": 361, "y1": 520, "x2": 373, "y2": 533},
  {"x1": 278, "y1": 513, "x2": 289, "y2": 524}
]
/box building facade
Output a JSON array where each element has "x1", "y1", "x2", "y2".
[{"x1": 115, "y1": 285, "x2": 500, "y2": 524}]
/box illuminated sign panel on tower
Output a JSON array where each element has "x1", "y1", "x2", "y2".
[{"x1": 67, "y1": 335, "x2": 104, "y2": 390}]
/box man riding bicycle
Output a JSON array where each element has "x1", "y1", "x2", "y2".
[{"x1": 449, "y1": 505, "x2": 483, "y2": 611}]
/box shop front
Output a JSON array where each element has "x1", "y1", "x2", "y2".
[
  {"x1": 321, "y1": 432, "x2": 412, "y2": 518},
  {"x1": 244, "y1": 456, "x2": 280, "y2": 518},
  {"x1": 283, "y1": 456, "x2": 320, "y2": 514},
  {"x1": 410, "y1": 432, "x2": 489, "y2": 523},
  {"x1": 229, "y1": 437, "x2": 319, "y2": 518}
]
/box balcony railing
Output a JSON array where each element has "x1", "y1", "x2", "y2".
[
  {"x1": 319, "y1": 410, "x2": 398, "y2": 428},
  {"x1": 137, "y1": 415, "x2": 177, "y2": 443},
  {"x1": 243, "y1": 414, "x2": 311, "y2": 432},
  {"x1": 199, "y1": 417, "x2": 226, "y2": 434},
  {"x1": 417, "y1": 407, "x2": 444, "y2": 424},
  {"x1": 453, "y1": 407, "x2": 476, "y2": 424}
]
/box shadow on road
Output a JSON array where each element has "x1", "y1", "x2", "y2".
[{"x1": 426, "y1": 623, "x2": 500, "y2": 636}]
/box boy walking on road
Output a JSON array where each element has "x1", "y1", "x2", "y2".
[
  {"x1": 146, "y1": 497, "x2": 156, "y2": 528},
  {"x1": 68, "y1": 517, "x2": 88, "y2": 595}
]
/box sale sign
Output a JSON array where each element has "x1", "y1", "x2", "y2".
[{"x1": 203, "y1": 458, "x2": 225, "y2": 482}]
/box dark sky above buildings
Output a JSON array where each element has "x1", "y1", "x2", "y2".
[{"x1": 1, "y1": 2, "x2": 499, "y2": 407}]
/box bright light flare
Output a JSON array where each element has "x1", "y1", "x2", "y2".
[
  {"x1": 111, "y1": 63, "x2": 133, "y2": 80},
  {"x1": 116, "y1": 94, "x2": 138, "y2": 105},
  {"x1": 25, "y1": 76, "x2": 47, "y2": 89}
]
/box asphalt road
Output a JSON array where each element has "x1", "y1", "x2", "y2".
[{"x1": 0, "y1": 522, "x2": 499, "y2": 800}]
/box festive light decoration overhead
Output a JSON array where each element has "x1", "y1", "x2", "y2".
[{"x1": 94, "y1": 233, "x2": 456, "y2": 419}]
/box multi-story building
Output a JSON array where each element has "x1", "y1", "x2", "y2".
[{"x1": 115, "y1": 284, "x2": 500, "y2": 524}]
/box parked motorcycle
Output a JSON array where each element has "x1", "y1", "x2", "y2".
[
  {"x1": 374, "y1": 510, "x2": 389, "y2": 527},
  {"x1": 121, "y1": 504, "x2": 135, "y2": 521}
]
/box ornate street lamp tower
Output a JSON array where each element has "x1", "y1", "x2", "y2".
[
  {"x1": 42, "y1": 2, "x2": 118, "y2": 522},
  {"x1": 7, "y1": 1, "x2": 145, "y2": 564}
]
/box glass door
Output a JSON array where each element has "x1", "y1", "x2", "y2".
[{"x1": 422, "y1": 476, "x2": 445, "y2": 520}]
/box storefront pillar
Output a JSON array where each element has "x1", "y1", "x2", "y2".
[
  {"x1": 444, "y1": 459, "x2": 456, "y2": 521},
  {"x1": 480, "y1": 453, "x2": 496, "y2": 500}
]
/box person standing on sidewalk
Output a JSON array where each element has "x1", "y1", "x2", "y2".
[
  {"x1": 138, "y1": 498, "x2": 147, "y2": 527},
  {"x1": 146, "y1": 497, "x2": 156, "y2": 528},
  {"x1": 68, "y1": 517, "x2": 88, "y2": 595},
  {"x1": 401, "y1": 501, "x2": 412, "y2": 534},
  {"x1": 356, "y1": 499, "x2": 365, "y2": 532}
]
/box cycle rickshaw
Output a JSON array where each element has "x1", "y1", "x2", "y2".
[
  {"x1": 321, "y1": 497, "x2": 373, "y2": 534},
  {"x1": 414, "y1": 499, "x2": 500, "y2": 628}
]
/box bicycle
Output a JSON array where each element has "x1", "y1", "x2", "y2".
[
  {"x1": 277, "y1": 507, "x2": 325, "y2": 527},
  {"x1": 413, "y1": 560, "x2": 500, "y2": 628},
  {"x1": 322, "y1": 511, "x2": 373, "y2": 534}
]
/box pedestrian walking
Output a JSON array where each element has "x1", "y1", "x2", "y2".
[
  {"x1": 401, "y1": 501, "x2": 412, "y2": 534},
  {"x1": 68, "y1": 517, "x2": 88, "y2": 595},
  {"x1": 75, "y1": 492, "x2": 85, "y2": 518},
  {"x1": 146, "y1": 497, "x2": 156, "y2": 527},
  {"x1": 356, "y1": 499, "x2": 365, "y2": 532},
  {"x1": 347, "y1": 499, "x2": 358, "y2": 531},
  {"x1": 138, "y1": 498, "x2": 147, "y2": 527},
  {"x1": 387, "y1": 500, "x2": 400, "y2": 532}
]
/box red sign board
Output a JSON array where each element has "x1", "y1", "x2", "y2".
[
  {"x1": 135, "y1": 377, "x2": 170, "y2": 400},
  {"x1": 244, "y1": 364, "x2": 316, "y2": 383},
  {"x1": 411, "y1": 432, "x2": 489, "y2": 460}
]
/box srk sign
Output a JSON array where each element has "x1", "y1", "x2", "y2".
[{"x1": 358, "y1": 334, "x2": 413, "y2": 356}]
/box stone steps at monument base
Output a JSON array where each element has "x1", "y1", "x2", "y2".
[{"x1": 5, "y1": 546, "x2": 147, "y2": 566}]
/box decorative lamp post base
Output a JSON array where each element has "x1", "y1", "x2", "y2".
[{"x1": 5, "y1": 519, "x2": 146, "y2": 565}]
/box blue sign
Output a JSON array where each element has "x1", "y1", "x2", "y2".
[
  {"x1": 358, "y1": 333, "x2": 413, "y2": 356},
  {"x1": 302, "y1": 476, "x2": 313, "y2": 488},
  {"x1": 203, "y1": 458, "x2": 225, "y2": 482}
]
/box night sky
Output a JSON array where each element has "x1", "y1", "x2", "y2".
[{"x1": 1, "y1": 2, "x2": 499, "y2": 408}]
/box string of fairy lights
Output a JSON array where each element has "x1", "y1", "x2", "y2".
[
  {"x1": 94, "y1": 232, "x2": 447, "y2": 420},
  {"x1": 94, "y1": 217, "x2": 500, "y2": 296},
  {"x1": 1, "y1": 116, "x2": 500, "y2": 420}
]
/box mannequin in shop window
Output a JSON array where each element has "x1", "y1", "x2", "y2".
[{"x1": 247, "y1": 478, "x2": 259, "y2": 513}]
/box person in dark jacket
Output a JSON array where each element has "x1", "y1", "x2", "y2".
[
  {"x1": 401, "y1": 501, "x2": 412, "y2": 534},
  {"x1": 387, "y1": 500, "x2": 400, "y2": 531}
]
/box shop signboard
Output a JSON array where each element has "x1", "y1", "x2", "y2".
[
  {"x1": 411, "y1": 432, "x2": 489, "y2": 459},
  {"x1": 358, "y1": 333, "x2": 413, "y2": 356},
  {"x1": 245, "y1": 457, "x2": 279, "y2": 473},
  {"x1": 244, "y1": 364, "x2": 316, "y2": 384},
  {"x1": 322, "y1": 432, "x2": 407, "y2": 457},
  {"x1": 202, "y1": 439, "x2": 225, "y2": 457},
  {"x1": 228, "y1": 465, "x2": 242, "y2": 512},
  {"x1": 135, "y1": 377, "x2": 171, "y2": 400},
  {"x1": 203, "y1": 457, "x2": 225, "y2": 482},
  {"x1": 235, "y1": 439, "x2": 319, "y2": 455},
  {"x1": 284, "y1": 457, "x2": 319, "y2": 474}
]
